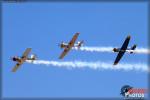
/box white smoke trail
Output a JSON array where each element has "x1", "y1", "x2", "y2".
[
  {"x1": 26, "y1": 60, "x2": 149, "y2": 72},
  {"x1": 132, "y1": 48, "x2": 150, "y2": 54},
  {"x1": 73, "y1": 46, "x2": 150, "y2": 54},
  {"x1": 73, "y1": 46, "x2": 113, "y2": 53}
]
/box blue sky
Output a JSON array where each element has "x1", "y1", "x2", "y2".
[{"x1": 2, "y1": 2, "x2": 148, "y2": 98}]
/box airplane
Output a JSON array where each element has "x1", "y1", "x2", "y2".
[
  {"x1": 59, "y1": 32, "x2": 83, "y2": 59},
  {"x1": 113, "y1": 35, "x2": 137, "y2": 65},
  {"x1": 11, "y1": 48, "x2": 37, "y2": 72}
]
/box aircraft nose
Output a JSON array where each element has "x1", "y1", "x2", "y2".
[{"x1": 11, "y1": 57, "x2": 17, "y2": 61}]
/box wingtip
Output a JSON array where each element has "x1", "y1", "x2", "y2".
[
  {"x1": 127, "y1": 35, "x2": 131, "y2": 39},
  {"x1": 27, "y1": 47, "x2": 32, "y2": 49},
  {"x1": 11, "y1": 69, "x2": 16, "y2": 72},
  {"x1": 113, "y1": 63, "x2": 118, "y2": 65},
  {"x1": 76, "y1": 32, "x2": 80, "y2": 35},
  {"x1": 59, "y1": 57, "x2": 63, "y2": 59}
]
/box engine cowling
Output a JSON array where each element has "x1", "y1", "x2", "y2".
[
  {"x1": 113, "y1": 48, "x2": 118, "y2": 52},
  {"x1": 60, "y1": 42, "x2": 67, "y2": 48}
]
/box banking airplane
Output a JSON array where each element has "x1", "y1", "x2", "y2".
[
  {"x1": 113, "y1": 35, "x2": 136, "y2": 65},
  {"x1": 11, "y1": 48, "x2": 37, "y2": 72},
  {"x1": 59, "y1": 32, "x2": 83, "y2": 59}
]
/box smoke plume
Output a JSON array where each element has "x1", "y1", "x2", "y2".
[
  {"x1": 73, "y1": 46, "x2": 150, "y2": 54},
  {"x1": 26, "y1": 60, "x2": 149, "y2": 72}
]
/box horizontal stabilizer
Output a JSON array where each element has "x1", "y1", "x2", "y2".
[{"x1": 131, "y1": 44, "x2": 136, "y2": 50}]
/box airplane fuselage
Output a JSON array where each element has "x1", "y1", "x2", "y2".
[
  {"x1": 12, "y1": 57, "x2": 22, "y2": 62},
  {"x1": 113, "y1": 48, "x2": 134, "y2": 54},
  {"x1": 12, "y1": 56, "x2": 35, "y2": 63},
  {"x1": 60, "y1": 41, "x2": 83, "y2": 49}
]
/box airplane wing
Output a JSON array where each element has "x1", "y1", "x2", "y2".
[
  {"x1": 120, "y1": 35, "x2": 130, "y2": 50},
  {"x1": 22, "y1": 48, "x2": 32, "y2": 58},
  {"x1": 59, "y1": 33, "x2": 80, "y2": 59},
  {"x1": 12, "y1": 62, "x2": 23, "y2": 72},
  {"x1": 113, "y1": 36, "x2": 131, "y2": 65},
  {"x1": 59, "y1": 48, "x2": 70, "y2": 59},
  {"x1": 113, "y1": 51, "x2": 125, "y2": 65},
  {"x1": 68, "y1": 32, "x2": 80, "y2": 48}
]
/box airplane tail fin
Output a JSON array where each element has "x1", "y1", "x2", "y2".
[
  {"x1": 130, "y1": 44, "x2": 136, "y2": 54},
  {"x1": 78, "y1": 40, "x2": 84, "y2": 48},
  {"x1": 131, "y1": 44, "x2": 136, "y2": 50},
  {"x1": 30, "y1": 54, "x2": 37, "y2": 61}
]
